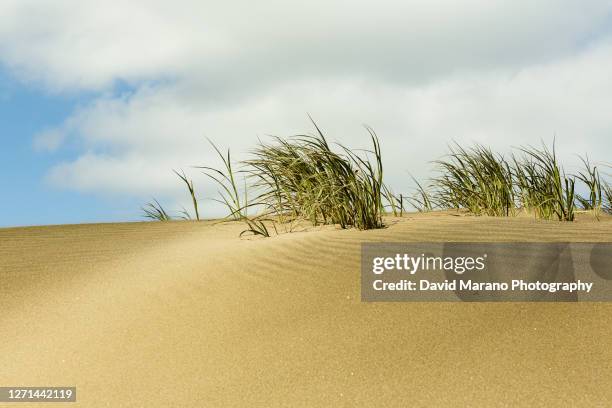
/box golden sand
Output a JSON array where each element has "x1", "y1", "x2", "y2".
[{"x1": 1, "y1": 213, "x2": 611, "y2": 407}]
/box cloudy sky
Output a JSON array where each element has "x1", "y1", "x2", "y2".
[{"x1": 1, "y1": 0, "x2": 611, "y2": 226}]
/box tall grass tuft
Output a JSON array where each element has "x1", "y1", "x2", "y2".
[
  {"x1": 426, "y1": 141, "x2": 583, "y2": 221},
  {"x1": 146, "y1": 123, "x2": 605, "y2": 226},
  {"x1": 513, "y1": 143, "x2": 575, "y2": 221},
  {"x1": 245, "y1": 122, "x2": 385, "y2": 230},
  {"x1": 432, "y1": 144, "x2": 515, "y2": 216}
]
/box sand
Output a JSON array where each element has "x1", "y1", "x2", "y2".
[{"x1": 1, "y1": 212, "x2": 611, "y2": 407}]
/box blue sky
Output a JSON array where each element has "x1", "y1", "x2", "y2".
[
  {"x1": 0, "y1": 70, "x2": 142, "y2": 227},
  {"x1": 1, "y1": 1, "x2": 611, "y2": 228}
]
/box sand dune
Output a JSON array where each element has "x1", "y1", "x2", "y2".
[{"x1": 1, "y1": 213, "x2": 611, "y2": 407}]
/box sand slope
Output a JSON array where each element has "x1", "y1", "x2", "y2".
[{"x1": 1, "y1": 213, "x2": 611, "y2": 407}]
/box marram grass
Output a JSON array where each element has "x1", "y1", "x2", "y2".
[
  {"x1": 413, "y1": 142, "x2": 607, "y2": 222},
  {"x1": 145, "y1": 123, "x2": 608, "y2": 231},
  {"x1": 432, "y1": 144, "x2": 514, "y2": 217},
  {"x1": 142, "y1": 199, "x2": 172, "y2": 221},
  {"x1": 197, "y1": 139, "x2": 245, "y2": 221},
  {"x1": 144, "y1": 120, "x2": 388, "y2": 235},
  {"x1": 245, "y1": 122, "x2": 385, "y2": 230},
  {"x1": 603, "y1": 164, "x2": 612, "y2": 214},
  {"x1": 604, "y1": 183, "x2": 612, "y2": 214},
  {"x1": 174, "y1": 169, "x2": 200, "y2": 221},
  {"x1": 405, "y1": 175, "x2": 434, "y2": 213},
  {"x1": 574, "y1": 156, "x2": 602, "y2": 212},
  {"x1": 512, "y1": 143, "x2": 575, "y2": 221}
]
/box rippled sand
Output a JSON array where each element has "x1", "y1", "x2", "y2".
[{"x1": 1, "y1": 212, "x2": 611, "y2": 407}]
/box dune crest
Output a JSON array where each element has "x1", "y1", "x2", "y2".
[{"x1": 1, "y1": 213, "x2": 611, "y2": 407}]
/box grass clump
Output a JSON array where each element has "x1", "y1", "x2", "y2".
[
  {"x1": 245, "y1": 122, "x2": 385, "y2": 230},
  {"x1": 416, "y1": 141, "x2": 583, "y2": 221},
  {"x1": 512, "y1": 143, "x2": 575, "y2": 221},
  {"x1": 142, "y1": 119, "x2": 389, "y2": 236},
  {"x1": 432, "y1": 144, "x2": 515, "y2": 216},
  {"x1": 145, "y1": 119, "x2": 606, "y2": 227}
]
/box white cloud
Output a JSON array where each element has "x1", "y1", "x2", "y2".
[
  {"x1": 1, "y1": 0, "x2": 611, "y2": 216},
  {"x1": 2, "y1": 0, "x2": 611, "y2": 90},
  {"x1": 46, "y1": 152, "x2": 182, "y2": 196}
]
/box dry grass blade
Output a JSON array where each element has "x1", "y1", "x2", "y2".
[{"x1": 174, "y1": 169, "x2": 200, "y2": 221}]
